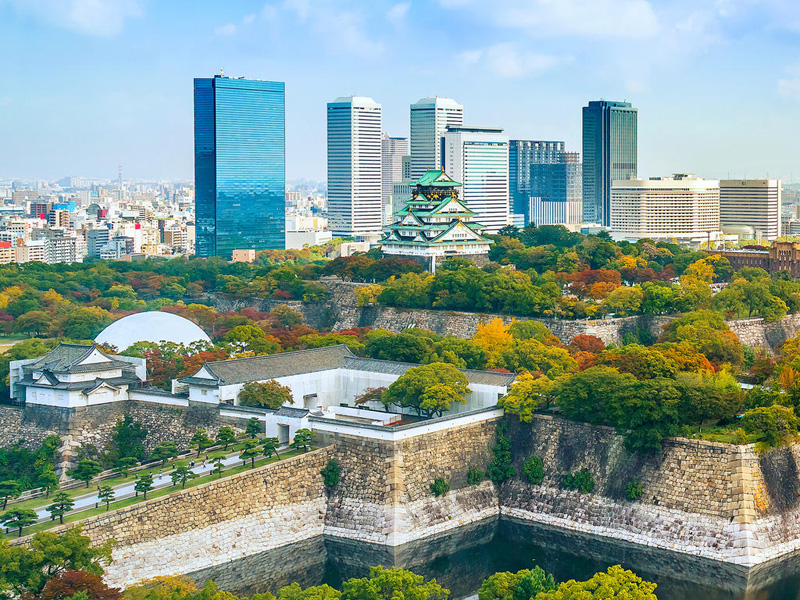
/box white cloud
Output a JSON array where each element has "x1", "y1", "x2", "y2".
[
  {"x1": 243, "y1": 13, "x2": 256, "y2": 24},
  {"x1": 459, "y1": 43, "x2": 564, "y2": 78},
  {"x1": 778, "y1": 63, "x2": 800, "y2": 101},
  {"x1": 1, "y1": 0, "x2": 142, "y2": 36},
  {"x1": 387, "y1": 2, "x2": 410, "y2": 26},
  {"x1": 214, "y1": 23, "x2": 238, "y2": 36}
]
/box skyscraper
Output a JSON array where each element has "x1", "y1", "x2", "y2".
[
  {"x1": 443, "y1": 126, "x2": 509, "y2": 233},
  {"x1": 327, "y1": 96, "x2": 382, "y2": 238},
  {"x1": 381, "y1": 134, "x2": 409, "y2": 226},
  {"x1": 582, "y1": 100, "x2": 637, "y2": 227},
  {"x1": 720, "y1": 179, "x2": 782, "y2": 241},
  {"x1": 509, "y1": 140, "x2": 582, "y2": 227},
  {"x1": 410, "y1": 97, "x2": 463, "y2": 179},
  {"x1": 194, "y1": 75, "x2": 285, "y2": 258}
]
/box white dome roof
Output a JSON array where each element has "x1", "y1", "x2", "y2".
[{"x1": 95, "y1": 311, "x2": 211, "y2": 351}]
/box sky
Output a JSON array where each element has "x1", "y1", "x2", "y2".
[{"x1": 1, "y1": 0, "x2": 799, "y2": 183}]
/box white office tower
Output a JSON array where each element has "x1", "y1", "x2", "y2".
[
  {"x1": 720, "y1": 179, "x2": 781, "y2": 241},
  {"x1": 410, "y1": 97, "x2": 463, "y2": 179},
  {"x1": 327, "y1": 96, "x2": 383, "y2": 238},
  {"x1": 611, "y1": 174, "x2": 721, "y2": 244},
  {"x1": 381, "y1": 134, "x2": 409, "y2": 226},
  {"x1": 443, "y1": 126, "x2": 510, "y2": 234}
]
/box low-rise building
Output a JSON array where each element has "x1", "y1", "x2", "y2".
[{"x1": 707, "y1": 241, "x2": 800, "y2": 277}]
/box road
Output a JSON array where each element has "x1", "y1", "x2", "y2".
[{"x1": 33, "y1": 447, "x2": 282, "y2": 522}]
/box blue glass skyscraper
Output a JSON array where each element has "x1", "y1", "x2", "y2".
[
  {"x1": 194, "y1": 75, "x2": 285, "y2": 258},
  {"x1": 582, "y1": 100, "x2": 637, "y2": 227}
]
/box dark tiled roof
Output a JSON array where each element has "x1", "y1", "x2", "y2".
[
  {"x1": 25, "y1": 343, "x2": 129, "y2": 374},
  {"x1": 18, "y1": 375, "x2": 140, "y2": 391},
  {"x1": 342, "y1": 357, "x2": 516, "y2": 387},
  {"x1": 196, "y1": 345, "x2": 355, "y2": 386},
  {"x1": 275, "y1": 406, "x2": 310, "y2": 417}
]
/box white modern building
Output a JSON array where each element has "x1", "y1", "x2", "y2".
[
  {"x1": 381, "y1": 134, "x2": 409, "y2": 226},
  {"x1": 443, "y1": 126, "x2": 510, "y2": 234},
  {"x1": 610, "y1": 175, "x2": 721, "y2": 244},
  {"x1": 327, "y1": 96, "x2": 383, "y2": 238},
  {"x1": 410, "y1": 97, "x2": 463, "y2": 180},
  {"x1": 720, "y1": 179, "x2": 782, "y2": 241}
]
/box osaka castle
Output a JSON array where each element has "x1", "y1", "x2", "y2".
[{"x1": 380, "y1": 169, "x2": 492, "y2": 270}]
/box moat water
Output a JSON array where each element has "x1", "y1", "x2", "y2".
[{"x1": 188, "y1": 518, "x2": 800, "y2": 600}]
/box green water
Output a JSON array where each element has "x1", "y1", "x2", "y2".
[{"x1": 188, "y1": 519, "x2": 800, "y2": 600}]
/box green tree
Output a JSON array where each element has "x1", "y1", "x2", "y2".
[
  {"x1": 522, "y1": 456, "x2": 544, "y2": 485},
  {"x1": 238, "y1": 380, "x2": 294, "y2": 409},
  {"x1": 321, "y1": 460, "x2": 340, "y2": 487},
  {"x1": 277, "y1": 582, "x2": 341, "y2": 600},
  {"x1": 498, "y1": 339, "x2": 577, "y2": 378},
  {"x1": 262, "y1": 437, "x2": 281, "y2": 460},
  {"x1": 742, "y1": 405, "x2": 800, "y2": 447},
  {"x1": 535, "y1": 565, "x2": 656, "y2": 599},
  {"x1": 291, "y1": 429, "x2": 314, "y2": 452},
  {"x1": 487, "y1": 422, "x2": 514, "y2": 485},
  {"x1": 382, "y1": 363, "x2": 469, "y2": 417},
  {"x1": 500, "y1": 373, "x2": 555, "y2": 422},
  {"x1": 170, "y1": 466, "x2": 198, "y2": 489},
  {"x1": 240, "y1": 439, "x2": 262, "y2": 468},
  {"x1": 245, "y1": 417, "x2": 262, "y2": 439},
  {"x1": 106, "y1": 416, "x2": 148, "y2": 466},
  {"x1": 46, "y1": 492, "x2": 75, "y2": 524},
  {"x1": 212, "y1": 456, "x2": 225, "y2": 479},
  {"x1": 98, "y1": 486, "x2": 115, "y2": 511},
  {"x1": 36, "y1": 467, "x2": 60, "y2": 498},
  {"x1": 224, "y1": 325, "x2": 281, "y2": 355},
  {"x1": 0, "y1": 480, "x2": 20, "y2": 510},
  {"x1": 189, "y1": 429, "x2": 214, "y2": 457},
  {"x1": 0, "y1": 508, "x2": 38, "y2": 537},
  {"x1": 69, "y1": 460, "x2": 102, "y2": 488},
  {"x1": 602, "y1": 285, "x2": 644, "y2": 316},
  {"x1": 215, "y1": 426, "x2": 237, "y2": 450},
  {"x1": 340, "y1": 566, "x2": 449, "y2": 600},
  {"x1": 150, "y1": 442, "x2": 178, "y2": 467},
  {"x1": 114, "y1": 457, "x2": 138, "y2": 477},
  {"x1": 478, "y1": 567, "x2": 556, "y2": 600},
  {"x1": 676, "y1": 370, "x2": 743, "y2": 432},
  {"x1": 134, "y1": 473, "x2": 154, "y2": 499}
]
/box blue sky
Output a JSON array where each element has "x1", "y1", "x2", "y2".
[{"x1": 1, "y1": 0, "x2": 799, "y2": 183}]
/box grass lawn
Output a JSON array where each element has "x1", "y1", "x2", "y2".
[
  {"x1": 1, "y1": 448, "x2": 306, "y2": 540},
  {"x1": 0, "y1": 335, "x2": 31, "y2": 353},
  {"x1": 689, "y1": 424, "x2": 752, "y2": 444}
]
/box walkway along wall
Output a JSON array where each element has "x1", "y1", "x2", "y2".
[{"x1": 17, "y1": 412, "x2": 800, "y2": 588}]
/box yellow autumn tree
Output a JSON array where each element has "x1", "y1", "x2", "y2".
[
  {"x1": 473, "y1": 318, "x2": 513, "y2": 367},
  {"x1": 500, "y1": 371, "x2": 555, "y2": 422}
]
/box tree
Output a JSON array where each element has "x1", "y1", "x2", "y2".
[
  {"x1": 382, "y1": 363, "x2": 470, "y2": 417},
  {"x1": 291, "y1": 429, "x2": 314, "y2": 452},
  {"x1": 150, "y1": 442, "x2": 178, "y2": 467},
  {"x1": 340, "y1": 566, "x2": 449, "y2": 600},
  {"x1": 98, "y1": 486, "x2": 115, "y2": 511},
  {"x1": 170, "y1": 466, "x2": 197, "y2": 489},
  {"x1": 189, "y1": 429, "x2": 214, "y2": 457},
  {"x1": 212, "y1": 456, "x2": 225, "y2": 479},
  {"x1": 535, "y1": 565, "x2": 657, "y2": 599},
  {"x1": 487, "y1": 422, "x2": 514, "y2": 485},
  {"x1": 36, "y1": 466, "x2": 60, "y2": 498},
  {"x1": 224, "y1": 325, "x2": 281, "y2": 355},
  {"x1": 742, "y1": 405, "x2": 800, "y2": 447},
  {"x1": 69, "y1": 460, "x2": 102, "y2": 488},
  {"x1": 39, "y1": 569, "x2": 121, "y2": 600},
  {"x1": 0, "y1": 480, "x2": 20, "y2": 510},
  {"x1": 106, "y1": 416, "x2": 148, "y2": 466},
  {"x1": 215, "y1": 426, "x2": 237, "y2": 450},
  {"x1": 498, "y1": 339, "x2": 577, "y2": 377},
  {"x1": 262, "y1": 437, "x2": 281, "y2": 460},
  {"x1": 1, "y1": 508, "x2": 37, "y2": 537},
  {"x1": 13, "y1": 310, "x2": 51, "y2": 337},
  {"x1": 239, "y1": 380, "x2": 294, "y2": 409},
  {"x1": 478, "y1": 567, "x2": 556, "y2": 600},
  {"x1": 602, "y1": 285, "x2": 643, "y2": 316},
  {"x1": 270, "y1": 305, "x2": 303, "y2": 328},
  {"x1": 0, "y1": 527, "x2": 113, "y2": 597},
  {"x1": 134, "y1": 473, "x2": 154, "y2": 499},
  {"x1": 500, "y1": 373, "x2": 555, "y2": 422},
  {"x1": 676, "y1": 371, "x2": 743, "y2": 432},
  {"x1": 354, "y1": 387, "x2": 387, "y2": 406},
  {"x1": 321, "y1": 459, "x2": 340, "y2": 487},
  {"x1": 245, "y1": 417, "x2": 262, "y2": 439},
  {"x1": 473, "y1": 318, "x2": 514, "y2": 366},
  {"x1": 114, "y1": 457, "x2": 138, "y2": 477},
  {"x1": 47, "y1": 492, "x2": 75, "y2": 524},
  {"x1": 240, "y1": 439, "x2": 261, "y2": 468},
  {"x1": 523, "y1": 455, "x2": 544, "y2": 485}
]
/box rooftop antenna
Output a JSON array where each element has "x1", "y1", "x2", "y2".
[
  {"x1": 118, "y1": 165, "x2": 123, "y2": 203},
  {"x1": 220, "y1": 67, "x2": 224, "y2": 77}
]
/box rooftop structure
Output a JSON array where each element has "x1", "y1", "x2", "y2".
[
  {"x1": 380, "y1": 169, "x2": 492, "y2": 271},
  {"x1": 95, "y1": 311, "x2": 211, "y2": 352}
]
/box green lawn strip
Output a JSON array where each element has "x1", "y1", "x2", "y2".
[{"x1": 1, "y1": 448, "x2": 306, "y2": 540}]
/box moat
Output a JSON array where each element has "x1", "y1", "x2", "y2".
[{"x1": 187, "y1": 518, "x2": 800, "y2": 600}]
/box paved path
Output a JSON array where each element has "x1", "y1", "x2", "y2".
[{"x1": 33, "y1": 447, "x2": 284, "y2": 522}]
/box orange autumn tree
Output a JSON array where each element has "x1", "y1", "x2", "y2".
[{"x1": 473, "y1": 318, "x2": 513, "y2": 368}]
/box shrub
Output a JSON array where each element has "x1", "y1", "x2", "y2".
[
  {"x1": 487, "y1": 422, "x2": 515, "y2": 485},
  {"x1": 625, "y1": 477, "x2": 643, "y2": 501},
  {"x1": 561, "y1": 468, "x2": 595, "y2": 494},
  {"x1": 430, "y1": 478, "x2": 450, "y2": 497},
  {"x1": 741, "y1": 405, "x2": 800, "y2": 447},
  {"x1": 321, "y1": 459, "x2": 340, "y2": 487},
  {"x1": 467, "y1": 466, "x2": 484, "y2": 485},
  {"x1": 522, "y1": 455, "x2": 544, "y2": 485}
]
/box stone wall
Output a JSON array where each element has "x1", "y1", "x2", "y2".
[{"x1": 49, "y1": 447, "x2": 331, "y2": 588}]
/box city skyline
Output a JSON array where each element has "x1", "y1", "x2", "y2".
[{"x1": 1, "y1": 0, "x2": 799, "y2": 182}]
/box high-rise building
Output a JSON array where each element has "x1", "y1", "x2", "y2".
[
  {"x1": 327, "y1": 96, "x2": 383, "y2": 238},
  {"x1": 509, "y1": 140, "x2": 582, "y2": 227},
  {"x1": 582, "y1": 100, "x2": 637, "y2": 226},
  {"x1": 443, "y1": 126, "x2": 510, "y2": 234},
  {"x1": 381, "y1": 134, "x2": 409, "y2": 226},
  {"x1": 410, "y1": 97, "x2": 463, "y2": 179},
  {"x1": 611, "y1": 175, "x2": 720, "y2": 244},
  {"x1": 194, "y1": 75, "x2": 286, "y2": 258},
  {"x1": 720, "y1": 179, "x2": 782, "y2": 241}
]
